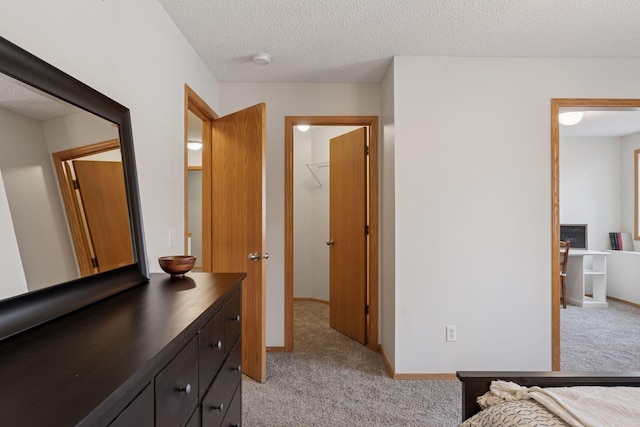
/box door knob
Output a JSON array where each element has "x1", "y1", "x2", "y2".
[
  {"x1": 248, "y1": 252, "x2": 261, "y2": 262},
  {"x1": 326, "y1": 240, "x2": 334, "y2": 246}
]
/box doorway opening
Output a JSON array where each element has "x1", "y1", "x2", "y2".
[
  {"x1": 184, "y1": 85, "x2": 215, "y2": 271},
  {"x1": 186, "y1": 110, "x2": 204, "y2": 270},
  {"x1": 284, "y1": 116, "x2": 379, "y2": 352},
  {"x1": 551, "y1": 98, "x2": 640, "y2": 370}
]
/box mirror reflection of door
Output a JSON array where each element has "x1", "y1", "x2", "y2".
[
  {"x1": 73, "y1": 160, "x2": 132, "y2": 272},
  {"x1": 186, "y1": 110, "x2": 204, "y2": 270},
  {"x1": 53, "y1": 140, "x2": 132, "y2": 277},
  {"x1": 293, "y1": 125, "x2": 369, "y2": 345}
]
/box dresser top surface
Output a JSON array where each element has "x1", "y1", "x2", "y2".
[{"x1": 0, "y1": 272, "x2": 245, "y2": 426}]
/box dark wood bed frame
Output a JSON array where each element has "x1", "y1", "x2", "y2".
[{"x1": 457, "y1": 371, "x2": 640, "y2": 421}]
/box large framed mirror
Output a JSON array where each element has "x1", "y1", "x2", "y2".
[{"x1": 0, "y1": 36, "x2": 148, "y2": 340}]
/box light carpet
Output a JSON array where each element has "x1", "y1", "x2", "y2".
[
  {"x1": 242, "y1": 301, "x2": 460, "y2": 426},
  {"x1": 560, "y1": 299, "x2": 640, "y2": 371},
  {"x1": 242, "y1": 299, "x2": 640, "y2": 426}
]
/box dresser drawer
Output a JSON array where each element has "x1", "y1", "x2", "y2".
[
  {"x1": 221, "y1": 383, "x2": 241, "y2": 427},
  {"x1": 109, "y1": 383, "x2": 153, "y2": 426},
  {"x1": 201, "y1": 340, "x2": 242, "y2": 426},
  {"x1": 224, "y1": 291, "x2": 242, "y2": 351},
  {"x1": 199, "y1": 310, "x2": 225, "y2": 395},
  {"x1": 185, "y1": 406, "x2": 200, "y2": 427},
  {"x1": 155, "y1": 337, "x2": 199, "y2": 427}
]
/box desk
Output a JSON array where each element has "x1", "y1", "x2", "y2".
[{"x1": 566, "y1": 249, "x2": 609, "y2": 307}]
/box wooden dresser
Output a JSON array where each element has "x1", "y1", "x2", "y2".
[{"x1": 0, "y1": 272, "x2": 245, "y2": 426}]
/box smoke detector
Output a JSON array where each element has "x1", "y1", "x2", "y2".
[{"x1": 252, "y1": 53, "x2": 271, "y2": 65}]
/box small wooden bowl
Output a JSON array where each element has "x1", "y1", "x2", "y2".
[{"x1": 158, "y1": 255, "x2": 196, "y2": 278}]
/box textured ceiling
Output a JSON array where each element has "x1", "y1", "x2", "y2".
[
  {"x1": 0, "y1": 73, "x2": 78, "y2": 121},
  {"x1": 158, "y1": 0, "x2": 640, "y2": 83}
]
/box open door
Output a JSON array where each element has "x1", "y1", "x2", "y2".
[
  {"x1": 328, "y1": 127, "x2": 368, "y2": 344},
  {"x1": 210, "y1": 103, "x2": 266, "y2": 382},
  {"x1": 73, "y1": 160, "x2": 133, "y2": 272}
]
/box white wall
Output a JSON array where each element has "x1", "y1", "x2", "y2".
[
  {"x1": 43, "y1": 111, "x2": 119, "y2": 153},
  {"x1": 0, "y1": 109, "x2": 77, "y2": 291},
  {"x1": 1, "y1": 0, "x2": 220, "y2": 278},
  {"x1": 391, "y1": 56, "x2": 640, "y2": 373},
  {"x1": 293, "y1": 130, "x2": 314, "y2": 297},
  {"x1": 0, "y1": 170, "x2": 28, "y2": 299},
  {"x1": 608, "y1": 251, "x2": 640, "y2": 303},
  {"x1": 307, "y1": 128, "x2": 331, "y2": 301},
  {"x1": 607, "y1": 133, "x2": 640, "y2": 302},
  {"x1": 560, "y1": 136, "x2": 622, "y2": 251},
  {"x1": 219, "y1": 83, "x2": 381, "y2": 346}
]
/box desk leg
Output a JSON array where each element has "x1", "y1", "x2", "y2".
[
  {"x1": 565, "y1": 257, "x2": 584, "y2": 307},
  {"x1": 592, "y1": 276, "x2": 607, "y2": 303},
  {"x1": 591, "y1": 255, "x2": 608, "y2": 305}
]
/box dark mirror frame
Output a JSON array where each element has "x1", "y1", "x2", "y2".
[{"x1": 0, "y1": 36, "x2": 148, "y2": 341}]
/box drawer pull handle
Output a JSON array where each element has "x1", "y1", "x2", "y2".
[
  {"x1": 232, "y1": 364, "x2": 242, "y2": 373},
  {"x1": 230, "y1": 314, "x2": 241, "y2": 322},
  {"x1": 211, "y1": 340, "x2": 223, "y2": 350},
  {"x1": 210, "y1": 403, "x2": 224, "y2": 412},
  {"x1": 177, "y1": 383, "x2": 191, "y2": 395}
]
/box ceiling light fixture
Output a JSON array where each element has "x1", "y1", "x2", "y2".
[
  {"x1": 187, "y1": 140, "x2": 203, "y2": 150},
  {"x1": 296, "y1": 124, "x2": 310, "y2": 132},
  {"x1": 558, "y1": 111, "x2": 584, "y2": 126},
  {"x1": 252, "y1": 53, "x2": 271, "y2": 65}
]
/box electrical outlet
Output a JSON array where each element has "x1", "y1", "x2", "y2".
[
  {"x1": 168, "y1": 227, "x2": 177, "y2": 248},
  {"x1": 446, "y1": 325, "x2": 457, "y2": 342}
]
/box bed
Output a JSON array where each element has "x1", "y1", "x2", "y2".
[{"x1": 457, "y1": 371, "x2": 640, "y2": 426}]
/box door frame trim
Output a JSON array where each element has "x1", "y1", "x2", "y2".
[
  {"x1": 284, "y1": 116, "x2": 379, "y2": 352},
  {"x1": 551, "y1": 98, "x2": 640, "y2": 370}
]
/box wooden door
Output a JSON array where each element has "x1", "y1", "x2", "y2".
[
  {"x1": 73, "y1": 160, "x2": 133, "y2": 272},
  {"x1": 210, "y1": 103, "x2": 266, "y2": 382},
  {"x1": 329, "y1": 128, "x2": 368, "y2": 344}
]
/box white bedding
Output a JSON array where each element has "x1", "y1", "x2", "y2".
[
  {"x1": 527, "y1": 385, "x2": 640, "y2": 427},
  {"x1": 462, "y1": 380, "x2": 640, "y2": 427}
]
